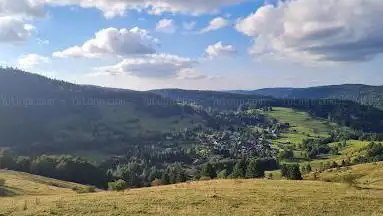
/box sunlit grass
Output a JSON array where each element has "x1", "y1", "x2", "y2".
[{"x1": 1, "y1": 170, "x2": 383, "y2": 216}]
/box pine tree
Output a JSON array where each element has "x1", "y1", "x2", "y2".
[
  {"x1": 232, "y1": 160, "x2": 246, "y2": 178},
  {"x1": 201, "y1": 163, "x2": 217, "y2": 179},
  {"x1": 280, "y1": 164, "x2": 289, "y2": 177},
  {"x1": 289, "y1": 164, "x2": 303, "y2": 180},
  {"x1": 160, "y1": 171, "x2": 170, "y2": 185},
  {"x1": 246, "y1": 159, "x2": 264, "y2": 178}
]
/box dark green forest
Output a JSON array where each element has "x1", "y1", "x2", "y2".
[{"x1": 234, "y1": 84, "x2": 383, "y2": 110}]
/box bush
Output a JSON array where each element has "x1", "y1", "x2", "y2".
[
  {"x1": 0, "y1": 178, "x2": 5, "y2": 186},
  {"x1": 199, "y1": 176, "x2": 211, "y2": 181},
  {"x1": 151, "y1": 179, "x2": 161, "y2": 187},
  {"x1": 217, "y1": 169, "x2": 229, "y2": 179},
  {"x1": 280, "y1": 164, "x2": 303, "y2": 180},
  {"x1": 74, "y1": 185, "x2": 97, "y2": 193},
  {"x1": 108, "y1": 179, "x2": 128, "y2": 191}
]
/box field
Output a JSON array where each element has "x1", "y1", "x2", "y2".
[
  {"x1": 1, "y1": 169, "x2": 383, "y2": 216},
  {"x1": 264, "y1": 107, "x2": 333, "y2": 150}
]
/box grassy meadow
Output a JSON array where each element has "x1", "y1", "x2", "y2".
[
  {"x1": 264, "y1": 107, "x2": 333, "y2": 153},
  {"x1": 1, "y1": 168, "x2": 383, "y2": 216}
]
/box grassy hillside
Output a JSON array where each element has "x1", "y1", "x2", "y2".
[
  {"x1": 0, "y1": 170, "x2": 86, "y2": 196},
  {"x1": 1, "y1": 171, "x2": 383, "y2": 216},
  {"x1": 308, "y1": 140, "x2": 371, "y2": 169},
  {"x1": 262, "y1": 107, "x2": 334, "y2": 156},
  {"x1": 306, "y1": 162, "x2": 383, "y2": 190},
  {"x1": 266, "y1": 107, "x2": 336, "y2": 137}
]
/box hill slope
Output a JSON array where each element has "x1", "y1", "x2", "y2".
[
  {"x1": 0, "y1": 169, "x2": 86, "y2": 196},
  {"x1": 151, "y1": 88, "x2": 383, "y2": 133},
  {"x1": 1, "y1": 170, "x2": 382, "y2": 216},
  {"x1": 0, "y1": 68, "x2": 206, "y2": 154},
  {"x1": 306, "y1": 162, "x2": 383, "y2": 189}
]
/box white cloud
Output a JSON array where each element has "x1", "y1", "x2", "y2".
[
  {"x1": 37, "y1": 38, "x2": 49, "y2": 45},
  {"x1": 183, "y1": 21, "x2": 196, "y2": 31},
  {"x1": 206, "y1": 42, "x2": 236, "y2": 58},
  {"x1": 53, "y1": 27, "x2": 157, "y2": 58},
  {"x1": 177, "y1": 68, "x2": 209, "y2": 80},
  {"x1": 0, "y1": 0, "x2": 46, "y2": 18},
  {"x1": 156, "y1": 19, "x2": 176, "y2": 34},
  {"x1": 236, "y1": 0, "x2": 383, "y2": 62},
  {"x1": 17, "y1": 53, "x2": 50, "y2": 69},
  {"x1": 96, "y1": 53, "x2": 207, "y2": 79},
  {"x1": 0, "y1": 0, "x2": 253, "y2": 19},
  {"x1": 0, "y1": 16, "x2": 35, "y2": 42},
  {"x1": 147, "y1": 0, "x2": 250, "y2": 15},
  {"x1": 200, "y1": 17, "x2": 229, "y2": 33},
  {"x1": 45, "y1": 0, "x2": 251, "y2": 17}
]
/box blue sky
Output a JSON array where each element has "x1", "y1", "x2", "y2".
[{"x1": 1, "y1": 0, "x2": 383, "y2": 90}]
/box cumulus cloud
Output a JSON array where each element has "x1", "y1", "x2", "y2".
[
  {"x1": 206, "y1": 42, "x2": 236, "y2": 58},
  {"x1": 17, "y1": 53, "x2": 50, "y2": 69},
  {"x1": 236, "y1": 0, "x2": 383, "y2": 62},
  {"x1": 147, "y1": 0, "x2": 250, "y2": 15},
  {"x1": 0, "y1": 16, "x2": 35, "y2": 42},
  {"x1": 0, "y1": 0, "x2": 46, "y2": 18},
  {"x1": 1, "y1": 0, "x2": 253, "y2": 19},
  {"x1": 156, "y1": 19, "x2": 177, "y2": 33},
  {"x1": 177, "y1": 68, "x2": 210, "y2": 80},
  {"x1": 96, "y1": 53, "x2": 207, "y2": 79},
  {"x1": 200, "y1": 17, "x2": 229, "y2": 33},
  {"x1": 53, "y1": 27, "x2": 157, "y2": 58},
  {"x1": 46, "y1": 0, "x2": 251, "y2": 17}
]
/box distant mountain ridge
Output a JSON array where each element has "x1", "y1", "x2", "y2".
[{"x1": 232, "y1": 84, "x2": 383, "y2": 110}]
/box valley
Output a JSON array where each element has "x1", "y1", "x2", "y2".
[{"x1": 1, "y1": 69, "x2": 383, "y2": 215}]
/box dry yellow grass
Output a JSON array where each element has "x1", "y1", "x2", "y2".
[
  {"x1": 0, "y1": 170, "x2": 86, "y2": 196},
  {"x1": 1, "y1": 169, "x2": 383, "y2": 216},
  {"x1": 307, "y1": 162, "x2": 383, "y2": 190}
]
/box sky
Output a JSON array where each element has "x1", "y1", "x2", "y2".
[{"x1": 1, "y1": 0, "x2": 383, "y2": 90}]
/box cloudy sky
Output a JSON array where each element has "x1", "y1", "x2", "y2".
[{"x1": 1, "y1": 0, "x2": 383, "y2": 90}]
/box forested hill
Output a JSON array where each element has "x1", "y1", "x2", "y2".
[
  {"x1": 151, "y1": 89, "x2": 274, "y2": 110},
  {"x1": 0, "y1": 68, "x2": 207, "y2": 154},
  {"x1": 236, "y1": 84, "x2": 383, "y2": 110},
  {"x1": 151, "y1": 89, "x2": 383, "y2": 133}
]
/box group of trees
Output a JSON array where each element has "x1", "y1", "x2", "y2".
[
  {"x1": 0, "y1": 150, "x2": 108, "y2": 187},
  {"x1": 213, "y1": 158, "x2": 278, "y2": 179},
  {"x1": 280, "y1": 164, "x2": 303, "y2": 180}
]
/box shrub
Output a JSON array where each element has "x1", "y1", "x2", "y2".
[
  {"x1": 151, "y1": 179, "x2": 161, "y2": 187},
  {"x1": 0, "y1": 178, "x2": 5, "y2": 186},
  {"x1": 217, "y1": 169, "x2": 229, "y2": 179},
  {"x1": 75, "y1": 185, "x2": 97, "y2": 193},
  {"x1": 199, "y1": 176, "x2": 211, "y2": 181},
  {"x1": 108, "y1": 179, "x2": 128, "y2": 191},
  {"x1": 280, "y1": 164, "x2": 303, "y2": 180}
]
